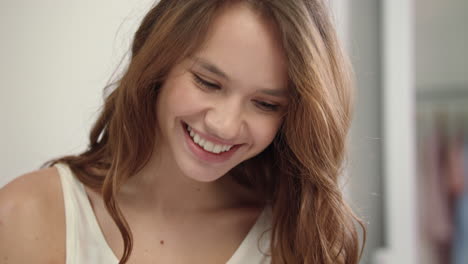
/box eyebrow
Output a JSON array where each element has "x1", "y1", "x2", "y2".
[
  {"x1": 257, "y1": 88, "x2": 288, "y2": 98},
  {"x1": 191, "y1": 56, "x2": 288, "y2": 99},
  {"x1": 192, "y1": 57, "x2": 230, "y2": 80}
]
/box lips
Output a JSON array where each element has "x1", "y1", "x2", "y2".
[
  {"x1": 182, "y1": 122, "x2": 241, "y2": 163},
  {"x1": 187, "y1": 125, "x2": 234, "y2": 154}
]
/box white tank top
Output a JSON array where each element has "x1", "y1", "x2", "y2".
[{"x1": 56, "y1": 163, "x2": 272, "y2": 264}]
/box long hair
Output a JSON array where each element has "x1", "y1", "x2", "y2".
[{"x1": 49, "y1": 0, "x2": 366, "y2": 263}]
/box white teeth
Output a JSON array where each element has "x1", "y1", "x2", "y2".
[
  {"x1": 186, "y1": 125, "x2": 234, "y2": 154},
  {"x1": 203, "y1": 141, "x2": 214, "y2": 152},
  {"x1": 213, "y1": 145, "x2": 222, "y2": 154}
]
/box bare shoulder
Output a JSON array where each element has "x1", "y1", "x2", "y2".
[{"x1": 0, "y1": 167, "x2": 65, "y2": 263}]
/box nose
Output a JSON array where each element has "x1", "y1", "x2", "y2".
[{"x1": 204, "y1": 100, "x2": 244, "y2": 141}]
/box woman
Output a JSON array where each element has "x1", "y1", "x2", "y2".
[{"x1": 0, "y1": 0, "x2": 365, "y2": 263}]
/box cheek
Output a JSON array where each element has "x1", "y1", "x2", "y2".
[
  {"x1": 250, "y1": 117, "x2": 282, "y2": 150},
  {"x1": 161, "y1": 77, "x2": 205, "y2": 116}
]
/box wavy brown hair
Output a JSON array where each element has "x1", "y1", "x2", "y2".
[{"x1": 49, "y1": 0, "x2": 366, "y2": 263}]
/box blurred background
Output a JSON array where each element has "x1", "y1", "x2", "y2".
[{"x1": 0, "y1": 0, "x2": 466, "y2": 263}]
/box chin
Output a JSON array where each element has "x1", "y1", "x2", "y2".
[{"x1": 182, "y1": 167, "x2": 228, "y2": 183}]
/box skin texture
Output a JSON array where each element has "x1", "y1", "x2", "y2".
[
  {"x1": 154, "y1": 5, "x2": 288, "y2": 183},
  {"x1": 0, "y1": 168, "x2": 66, "y2": 264},
  {"x1": 119, "y1": 2, "x2": 288, "y2": 215},
  {"x1": 0, "y1": 3, "x2": 287, "y2": 263}
]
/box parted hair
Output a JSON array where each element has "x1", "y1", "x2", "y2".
[{"x1": 49, "y1": 0, "x2": 366, "y2": 263}]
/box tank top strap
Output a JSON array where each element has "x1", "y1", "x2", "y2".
[
  {"x1": 55, "y1": 162, "x2": 271, "y2": 263},
  {"x1": 55, "y1": 163, "x2": 119, "y2": 264},
  {"x1": 226, "y1": 206, "x2": 272, "y2": 264}
]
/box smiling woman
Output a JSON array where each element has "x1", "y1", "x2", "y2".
[{"x1": 0, "y1": 0, "x2": 365, "y2": 264}]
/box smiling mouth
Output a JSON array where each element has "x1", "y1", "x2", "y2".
[{"x1": 181, "y1": 122, "x2": 241, "y2": 155}]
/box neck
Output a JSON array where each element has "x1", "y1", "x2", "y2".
[{"x1": 117, "y1": 147, "x2": 259, "y2": 215}]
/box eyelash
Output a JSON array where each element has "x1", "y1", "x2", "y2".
[
  {"x1": 253, "y1": 100, "x2": 280, "y2": 112},
  {"x1": 192, "y1": 73, "x2": 220, "y2": 90},
  {"x1": 191, "y1": 73, "x2": 281, "y2": 112}
]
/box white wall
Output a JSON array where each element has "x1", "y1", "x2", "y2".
[
  {"x1": 0, "y1": 0, "x2": 155, "y2": 187},
  {"x1": 381, "y1": 0, "x2": 418, "y2": 263}
]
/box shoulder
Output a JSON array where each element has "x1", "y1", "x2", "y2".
[{"x1": 0, "y1": 167, "x2": 65, "y2": 263}]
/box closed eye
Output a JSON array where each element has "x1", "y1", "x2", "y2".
[
  {"x1": 254, "y1": 100, "x2": 280, "y2": 112},
  {"x1": 192, "y1": 72, "x2": 281, "y2": 112},
  {"x1": 192, "y1": 73, "x2": 220, "y2": 90}
]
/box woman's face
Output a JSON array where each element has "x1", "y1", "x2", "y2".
[{"x1": 156, "y1": 3, "x2": 288, "y2": 182}]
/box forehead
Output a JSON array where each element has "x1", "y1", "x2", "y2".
[{"x1": 192, "y1": 2, "x2": 288, "y2": 91}]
